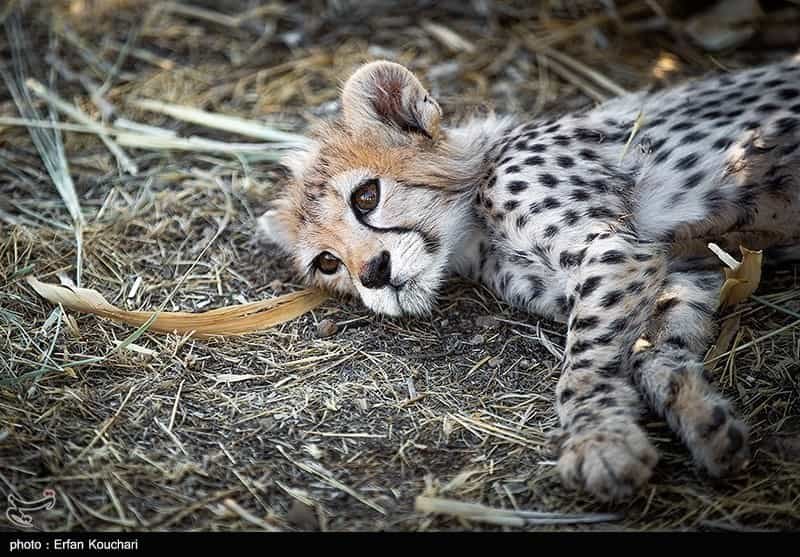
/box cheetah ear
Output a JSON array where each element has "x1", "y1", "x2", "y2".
[
  {"x1": 258, "y1": 201, "x2": 297, "y2": 252},
  {"x1": 341, "y1": 60, "x2": 442, "y2": 141},
  {"x1": 262, "y1": 143, "x2": 319, "y2": 250}
]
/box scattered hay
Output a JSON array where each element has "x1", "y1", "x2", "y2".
[{"x1": 1, "y1": 0, "x2": 799, "y2": 532}]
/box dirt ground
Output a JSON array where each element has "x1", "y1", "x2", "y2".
[{"x1": 1, "y1": 0, "x2": 800, "y2": 531}]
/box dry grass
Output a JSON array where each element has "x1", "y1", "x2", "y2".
[{"x1": 1, "y1": 0, "x2": 800, "y2": 532}]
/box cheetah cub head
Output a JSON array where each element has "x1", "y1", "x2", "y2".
[{"x1": 261, "y1": 61, "x2": 489, "y2": 316}]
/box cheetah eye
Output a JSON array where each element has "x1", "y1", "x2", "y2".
[
  {"x1": 315, "y1": 251, "x2": 340, "y2": 274},
  {"x1": 352, "y1": 179, "x2": 380, "y2": 213}
]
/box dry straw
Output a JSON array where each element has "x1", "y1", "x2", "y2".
[
  {"x1": 27, "y1": 276, "x2": 328, "y2": 338},
  {"x1": 4, "y1": 0, "x2": 800, "y2": 532}
]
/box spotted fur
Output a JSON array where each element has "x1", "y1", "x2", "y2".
[{"x1": 262, "y1": 58, "x2": 800, "y2": 500}]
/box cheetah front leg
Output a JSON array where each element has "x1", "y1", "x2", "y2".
[
  {"x1": 630, "y1": 269, "x2": 750, "y2": 477},
  {"x1": 555, "y1": 233, "x2": 662, "y2": 501}
]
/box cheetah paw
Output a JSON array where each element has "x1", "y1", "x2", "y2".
[
  {"x1": 690, "y1": 403, "x2": 750, "y2": 477},
  {"x1": 557, "y1": 424, "x2": 658, "y2": 501}
]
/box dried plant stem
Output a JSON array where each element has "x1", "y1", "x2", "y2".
[
  {"x1": 222, "y1": 499, "x2": 281, "y2": 531},
  {"x1": 277, "y1": 445, "x2": 387, "y2": 515},
  {"x1": 26, "y1": 78, "x2": 139, "y2": 175},
  {"x1": 539, "y1": 46, "x2": 629, "y2": 97},
  {"x1": 66, "y1": 385, "x2": 136, "y2": 469},
  {"x1": 131, "y1": 98, "x2": 308, "y2": 144},
  {"x1": 415, "y1": 496, "x2": 621, "y2": 527}
]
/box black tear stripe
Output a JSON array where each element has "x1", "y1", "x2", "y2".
[{"x1": 351, "y1": 204, "x2": 440, "y2": 254}]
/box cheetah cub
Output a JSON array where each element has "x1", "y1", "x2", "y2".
[{"x1": 262, "y1": 58, "x2": 800, "y2": 500}]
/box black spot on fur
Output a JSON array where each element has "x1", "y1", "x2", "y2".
[
  {"x1": 713, "y1": 137, "x2": 733, "y2": 150},
  {"x1": 556, "y1": 294, "x2": 569, "y2": 315},
  {"x1": 527, "y1": 274, "x2": 544, "y2": 297},
  {"x1": 681, "y1": 131, "x2": 709, "y2": 144},
  {"x1": 539, "y1": 173, "x2": 559, "y2": 188},
  {"x1": 544, "y1": 224, "x2": 559, "y2": 238},
  {"x1": 596, "y1": 397, "x2": 617, "y2": 408},
  {"x1": 589, "y1": 179, "x2": 609, "y2": 194},
  {"x1": 570, "y1": 189, "x2": 591, "y2": 202},
  {"x1": 683, "y1": 106, "x2": 702, "y2": 117},
  {"x1": 562, "y1": 210, "x2": 581, "y2": 226},
  {"x1": 508, "y1": 181, "x2": 528, "y2": 194},
  {"x1": 777, "y1": 88, "x2": 799, "y2": 100},
  {"x1": 674, "y1": 153, "x2": 699, "y2": 170},
  {"x1": 570, "y1": 340, "x2": 593, "y2": 356},
  {"x1": 578, "y1": 148, "x2": 598, "y2": 161},
  {"x1": 597, "y1": 355, "x2": 622, "y2": 376},
  {"x1": 600, "y1": 290, "x2": 623, "y2": 308},
  {"x1": 653, "y1": 149, "x2": 671, "y2": 165},
  {"x1": 755, "y1": 103, "x2": 779, "y2": 113},
  {"x1": 570, "y1": 175, "x2": 587, "y2": 187},
  {"x1": 595, "y1": 330, "x2": 616, "y2": 345},
  {"x1": 570, "y1": 360, "x2": 592, "y2": 371},
  {"x1": 667, "y1": 191, "x2": 685, "y2": 208},
  {"x1": 776, "y1": 117, "x2": 799, "y2": 134},
  {"x1": 504, "y1": 200, "x2": 520, "y2": 211},
  {"x1": 573, "y1": 128, "x2": 601, "y2": 142},
  {"x1": 580, "y1": 276, "x2": 602, "y2": 297},
  {"x1": 586, "y1": 206, "x2": 616, "y2": 219},
  {"x1": 782, "y1": 143, "x2": 799, "y2": 156},
  {"x1": 524, "y1": 155, "x2": 545, "y2": 166},
  {"x1": 592, "y1": 382, "x2": 614, "y2": 395},
  {"x1": 573, "y1": 316, "x2": 600, "y2": 330},
  {"x1": 552, "y1": 135, "x2": 571, "y2": 147},
  {"x1": 703, "y1": 110, "x2": 725, "y2": 120},
  {"x1": 599, "y1": 250, "x2": 626, "y2": 264},
  {"x1": 683, "y1": 171, "x2": 705, "y2": 190},
  {"x1": 608, "y1": 317, "x2": 628, "y2": 332},
  {"x1": 557, "y1": 155, "x2": 575, "y2": 169},
  {"x1": 648, "y1": 137, "x2": 668, "y2": 153},
  {"x1": 626, "y1": 281, "x2": 645, "y2": 294},
  {"x1": 664, "y1": 335, "x2": 688, "y2": 349},
  {"x1": 542, "y1": 197, "x2": 562, "y2": 210},
  {"x1": 670, "y1": 121, "x2": 694, "y2": 132},
  {"x1": 559, "y1": 248, "x2": 587, "y2": 268}
]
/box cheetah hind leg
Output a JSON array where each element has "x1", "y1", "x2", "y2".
[{"x1": 631, "y1": 269, "x2": 750, "y2": 477}]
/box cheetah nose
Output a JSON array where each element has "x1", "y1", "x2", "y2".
[{"x1": 359, "y1": 251, "x2": 391, "y2": 289}]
